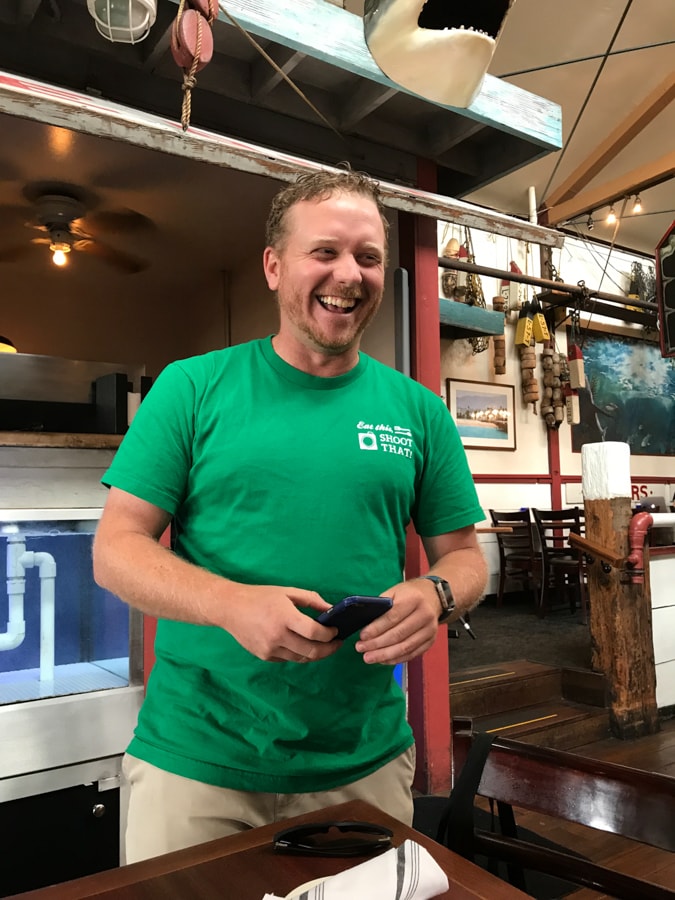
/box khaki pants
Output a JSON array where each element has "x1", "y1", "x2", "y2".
[{"x1": 122, "y1": 747, "x2": 415, "y2": 864}]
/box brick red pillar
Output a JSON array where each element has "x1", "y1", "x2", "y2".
[{"x1": 399, "y1": 158, "x2": 451, "y2": 794}]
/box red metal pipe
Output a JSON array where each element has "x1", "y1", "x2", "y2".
[{"x1": 626, "y1": 512, "x2": 654, "y2": 583}]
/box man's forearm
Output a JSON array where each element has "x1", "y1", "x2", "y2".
[
  {"x1": 429, "y1": 546, "x2": 488, "y2": 617},
  {"x1": 93, "y1": 531, "x2": 236, "y2": 627}
]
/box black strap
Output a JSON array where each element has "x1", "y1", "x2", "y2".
[{"x1": 436, "y1": 732, "x2": 495, "y2": 860}]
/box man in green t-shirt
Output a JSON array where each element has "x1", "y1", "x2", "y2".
[{"x1": 94, "y1": 167, "x2": 487, "y2": 863}]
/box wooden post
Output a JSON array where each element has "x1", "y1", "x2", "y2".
[{"x1": 581, "y1": 442, "x2": 659, "y2": 738}]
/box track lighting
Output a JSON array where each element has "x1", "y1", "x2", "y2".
[
  {"x1": 586, "y1": 214, "x2": 594, "y2": 231},
  {"x1": 606, "y1": 206, "x2": 617, "y2": 225},
  {"x1": 87, "y1": 0, "x2": 157, "y2": 44},
  {"x1": 632, "y1": 195, "x2": 642, "y2": 214}
]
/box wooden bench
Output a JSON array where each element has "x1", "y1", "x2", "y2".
[{"x1": 447, "y1": 730, "x2": 675, "y2": 899}]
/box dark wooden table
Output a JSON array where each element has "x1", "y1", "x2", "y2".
[{"x1": 11, "y1": 800, "x2": 529, "y2": 899}]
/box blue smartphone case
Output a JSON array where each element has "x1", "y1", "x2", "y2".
[{"x1": 317, "y1": 595, "x2": 392, "y2": 640}]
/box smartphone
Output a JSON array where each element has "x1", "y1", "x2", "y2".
[{"x1": 317, "y1": 595, "x2": 393, "y2": 640}]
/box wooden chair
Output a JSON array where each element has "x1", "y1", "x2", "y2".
[
  {"x1": 532, "y1": 506, "x2": 587, "y2": 622},
  {"x1": 488, "y1": 509, "x2": 540, "y2": 607},
  {"x1": 415, "y1": 730, "x2": 675, "y2": 900}
]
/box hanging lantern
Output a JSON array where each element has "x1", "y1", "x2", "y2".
[{"x1": 87, "y1": 0, "x2": 157, "y2": 44}]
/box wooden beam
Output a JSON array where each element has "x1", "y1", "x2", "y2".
[
  {"x1": 545, "y1": 151, "x2": 675, "y2": 226},
  {"x1": 339, "y1": 81, "x2": 397, "y2": 131},
  {"x1": 0, "y1": 70, "x2": 563, "y2": 246},
  {"x1": 427, "y1": 118, "x2": 484, "y2": 158},
  {"x1": 546, "y1": 72, "x2": 675, "y2": 208},
  {"x1": 141, "y1": 22, "x2": 174, "y2": 72},
  {"x1": 250, "y1": 45, "x2": 306, "y2": 101}
]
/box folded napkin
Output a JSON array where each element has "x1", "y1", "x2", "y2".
[{"x1": 263, "y1": 839, "x2": 449, "y2": 899}]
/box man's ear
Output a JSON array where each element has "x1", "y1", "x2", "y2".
[{"x1": 263, "y1": 246, "x2": 280, "y2": 291}]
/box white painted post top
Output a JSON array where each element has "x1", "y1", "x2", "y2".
[{"x1": 581, "y1": 442, "x2": 632, "y2": 500}]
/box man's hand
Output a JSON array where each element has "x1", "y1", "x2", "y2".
[
  {"x1": 219, "y1": 584, "x2": 341, "y2": 664},
  {"x1": 353, "y1": 578, "x2": 440, "y2": 665}
]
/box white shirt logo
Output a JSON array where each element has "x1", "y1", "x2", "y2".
[{"x1": 356, "y1": 422, "x2": 414, "y2": 458}]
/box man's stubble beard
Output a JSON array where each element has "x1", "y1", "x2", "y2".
[{"x1": 279, "y1": 287, "x2": 383, "y2": 354}]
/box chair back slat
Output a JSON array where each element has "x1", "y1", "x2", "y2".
[
  {"x1": 531, "y1": 507, "x2": 587, "y2": 619},
  {"x1": 488, "y1": 509, "x2": 540, "y2": 607}
]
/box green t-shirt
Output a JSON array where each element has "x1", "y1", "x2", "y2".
[{"x1": 103, "y1": 337, "x2": 483, "y2": 792}]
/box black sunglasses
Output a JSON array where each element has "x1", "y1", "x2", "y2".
[{"x1": 273, "y1": 819, "x2": 393, "y2": 857}]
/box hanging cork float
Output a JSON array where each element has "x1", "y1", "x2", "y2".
[
  {"x1": 440, "y1": 237, "x2": 460, "y2": 299},
  {"x1": 540, "y1": 340, "x2": 566, "y2": 428},
  {"x1": 514, "y1": 301, "x2": 538, "y2": 411},
  {"x1": 492, "y1": 295, "x2": 507, "y2": 375},
  {"x1": 519, "y1": 340, "x2": 539, "y2": 412}
]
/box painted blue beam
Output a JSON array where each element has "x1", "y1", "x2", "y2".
[
  {"x1": 175, "y1": 0, "x2": 562, "y2": 152},
  {"x1": 439, "y1": 298, "x2": 505, "y2": 336}
]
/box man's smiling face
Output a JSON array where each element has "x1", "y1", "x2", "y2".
[{"x1": 263, "y1": 191, "x2": 386, "y2": 365}]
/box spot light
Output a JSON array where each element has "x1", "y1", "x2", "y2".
[
  {"x1": 586, "y1": 214, "x2": 594, "y2": 231},
  {"x1": 86, "y1": 0, "x2": 157, "y2": 43},
  {"x1": 606, "y1": 206, "x2": 617, "y2": 225},
  {"x1": 632, "y1": 195, "x2": 642, "y2": 214}
]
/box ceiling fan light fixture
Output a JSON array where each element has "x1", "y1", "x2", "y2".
[
  {"x1": 49, "y1": 229, "x2": 73, "y2": 267},
  {"x1": 87, "y1": 0, "x2": 157, "y2": 44},
  {"x1": 50, "y1": 244, "x2": 70, "y2": 267}
]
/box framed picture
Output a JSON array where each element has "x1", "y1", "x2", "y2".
[
  {"x1": 570, "y1": 329, "x2": 675, "y2": 456},
  {"x1": 446, "y1": 378, "x2": 516, "y2": 450}
]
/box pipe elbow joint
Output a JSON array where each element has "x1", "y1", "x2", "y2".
[
  {"x1": 0, "y1": 619, "x2": 26, "y2": 649},
  {"x1": 19, "y1": 550, "x2": 57, "y2": 578}
]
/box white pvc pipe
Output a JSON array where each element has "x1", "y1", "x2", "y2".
[
  {"x1": 18, "y1": 550, "x2": 56, "y2": 682},
  {"x1": 650, "y1": 512, "x2": 675, "y2": 529},
  {"x1": 0, "y1": 535, "x2": 27, "y2": 651},
  {"x1": 528, "y1": 185, "x2": 537, "y2": 224}
]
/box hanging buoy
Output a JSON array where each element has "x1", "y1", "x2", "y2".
[
  {"x1": 500, "y1": 260, "x2": 522, "y2": 312},
  {"x1": 492, "y1": 296, "x2": 506, "y2": 374},
  {"x1": 567, "y1": 343, "x2": 586, "y2": 389}
]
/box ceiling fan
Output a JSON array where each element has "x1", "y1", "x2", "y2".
[{"x1": 0, "y1": 185, "x2": 152, "y2": 273}]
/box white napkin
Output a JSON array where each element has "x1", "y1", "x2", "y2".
[{"x1": 263, "y1": 839, "x2": 449, "y2": 899}]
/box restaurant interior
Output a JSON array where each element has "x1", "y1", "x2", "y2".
[{"x1": 0, "y1": 1, "x2": 674, "y2": 897}]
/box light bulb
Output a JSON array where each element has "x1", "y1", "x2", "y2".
[
  {"x1": 606, "y1": 206, "x2": 617, "y2": 225},
  {"x1": 52, "y1": 248, "x2": 68, "y2": 267},
  {"x1": 93, "y1": 0, "x2": 145, "y2": 29},
  {"x1": 632, "y1": 195, "x2": 642, "y2": 214}
]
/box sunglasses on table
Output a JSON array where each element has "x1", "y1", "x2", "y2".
[{"x1": 273, "y1": 820, "x2": 393, "y2": 857}]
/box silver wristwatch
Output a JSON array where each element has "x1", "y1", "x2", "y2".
[{"x1": 419, "y1": 575, "x2": 455, "y2": 624}]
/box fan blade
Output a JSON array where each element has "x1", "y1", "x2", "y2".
[
  {"x1": 0, "y1": 203, "x2": 32, "y2": 232},
  {"x1": 77, "y1": 238, "x2": 149, "y2": 274},
  {"x1": 86, "y1": 208, "x2": 156, "y2": 235},
  {"x1": 0, "y1": 243, "x2": 36, "y2": 263}
]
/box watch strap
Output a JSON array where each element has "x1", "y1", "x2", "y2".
[{"x1": 419, "y1": 575, "x2": 455, "y2": 624}]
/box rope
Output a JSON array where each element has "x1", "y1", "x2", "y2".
[
  {"x1": 178, "y1": 0, "x2": 217, "y2": 132},
  {"x1": 217, "y1": 2, "x2": 341, "y2": 137}
]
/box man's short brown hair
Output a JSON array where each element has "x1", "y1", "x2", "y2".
[{"x1": 265, "y1": 166, "x2": 390, "y2": 250}]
